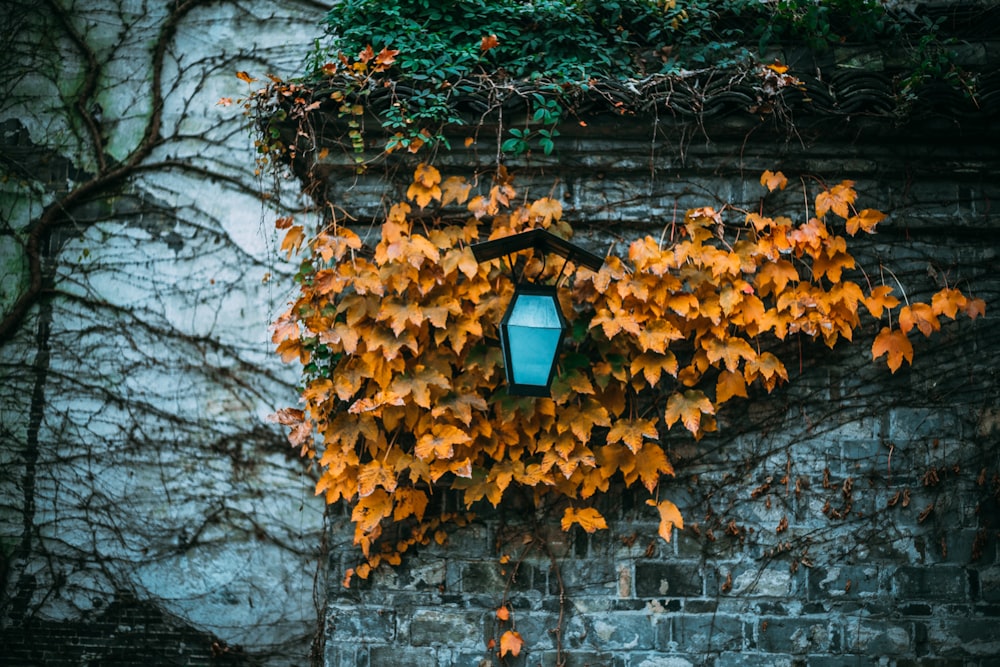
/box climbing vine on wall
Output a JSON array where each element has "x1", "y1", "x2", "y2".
[
  {"x1": 237, "y1": 2, "x2": 989, "y2": 592},
  {"x1": 266, "y1": 158, "x2": 984, "y2": 582}
]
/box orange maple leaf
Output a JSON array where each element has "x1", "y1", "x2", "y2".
[
  {"x1": 480, "y1": 34, "x2": 500, "y2": 52},
  {"x1": 637, "y1": 320, "x2": 683, "y2": 354},
  {"x1": 811, "y1": 248, "x2": 856, "y2": 283},
  {"x1": 664, "y1": 390, "x2": 715, "y2": 434},
  {"x1": 898, "y1": 303, "x2": 940, "y2": 337},
  {"x1": 275, "y1": 337, "x2": 310, "y2": 365},
  {"x1": 755, "y1": 259, "x2": 798, "y2": 297},
  {"x1": 591, "y1": 308, "x2": 642, "y2": 339},
  {"x1": 863, "y1": 285, "x2": 899, "y2": 319},
  {"x1": 760, "y1": 170, "x2": 788, "y2": 192},
  {"x1": 380, "y1": 299, "x2": 424, "y2": 336},
  {"x1": 407, "y1": 164, "x2": 442, "y2": 208},
  {"x1": 647, "y1": 499, "x2": 684, "y2": 543},
  {"x1": 561, "y1": 507, "x2": 608, "y2": 533},
  {"x1": 414, "y1": 424, "x2": 471, "y2": 460},
  {"x1": 872, "y1": 326, "x2": 914, "y2": 373},
  {"x1": 392, "y1": 488, "x2": 429, "y2": 522},
  {"x1": 716, "y1": 370, "x2": 748, "y2": 403},
  {"x1": 499, "y1": 630, "x2": 523, "y2": 657},
  {"x1": 634, "y1": 442, "x2": 674, "y2": 491},
  {"x1": 389, "y1": 365, "x2": 451, "y2": 409},
  {"x1": 431, "y1": 393, "x2": 488, "y2": 427},
  {"x1": 373, "y1": 47, "x2": 399, "y2": 70},
  {"x1": 281, "y1": 225, "x2": 306, "y2": 258},
  {"x1": 845, "y1": 208, "x2": 886, "y2": 236},
  {"x1": 495, "y1": 606, "x2": 510, "y2": 622},
  {"x1": 815, "y1": 181, "x2": 857, "y2": 219},
  {"x1": 351, "y1": 488, "x2": 391, "y2": 536},
  {"x1": 931, "y1": 288, "x2": 968, "y2": 319}
]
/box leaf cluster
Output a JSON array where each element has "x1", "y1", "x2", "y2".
[
  {"x1": 269, "y1": 165, "x2": 984, "y2": 580},
  {"x1": 321, "y1": 0, "x2": 691, "y2": 84}
]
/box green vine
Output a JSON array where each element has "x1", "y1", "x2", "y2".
[{"x1": 276, "y1": 0, "x2": 979, "y2": 163}]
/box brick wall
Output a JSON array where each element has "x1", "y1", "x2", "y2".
[
  {"x1": 0, "y1": 595, "x2": 245, "y2": 666},
  {"x1": 313, "y1": 108, "x2": 1000, "y2": 666}
]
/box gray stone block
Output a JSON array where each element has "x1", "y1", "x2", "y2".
[
  {"x1": 753, "y1": 617, "x2": 837, "y2": 655},
  {"x1": 892, "y1": 566, "x2": 967, "y2": 602},
  {"x1": 327, "y1": 605, "x2": 396, "y2": 643},
  {"x1": 634, "y1": 562, "x2": 703, "y2": 598},
  {"x1": 842, "y1": 618, "x2": 913, "y2": 655},
  {"x1": 409, "y1": 608, "x2": 486, "y2": 648},
  {"x1": 670, "y1": 613, "x2": 744, "y2": 653}
]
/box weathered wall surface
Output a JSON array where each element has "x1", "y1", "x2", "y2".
[
  {"x1": 312, "y1": 95, "x2": 1000, "y2": 665},
  {"x1": 1, "y1": 1, "x2": 331, "y2": 665},
  {"x1": 2, "y1": 1, "x2": 999, "y2": 666}
]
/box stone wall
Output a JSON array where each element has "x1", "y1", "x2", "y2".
[
  {"x1": 311, "y1": 82, "x2": 1000, "y2": 665},
  {"x1": 2, "y1": 1, "x2": 998, "y2": 666}
]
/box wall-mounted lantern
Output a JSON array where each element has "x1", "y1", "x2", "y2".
[{"x1": 471, "y1": 229, "x2": 604, "y2": 396}]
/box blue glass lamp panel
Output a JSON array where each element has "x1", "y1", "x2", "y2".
[{"x1": 500, "y1": 288, "x2": 568, "y2": 395}]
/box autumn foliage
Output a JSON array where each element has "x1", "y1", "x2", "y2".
[{"x1": 269, "y1": 164, "x2": 983, "y2": 580}]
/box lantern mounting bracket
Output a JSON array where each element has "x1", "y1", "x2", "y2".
[{"x1": 469, "y1": 229, "x2": 605, "y2": 279}]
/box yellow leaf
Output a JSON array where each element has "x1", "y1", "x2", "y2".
[
  {"x1": 406, "y1": 181, "x2": 441, "y2": 209},
  {"x1": 631, "y1": 351, "x2": 679, "y2": 386},
  {"x1": 634, "y1": 442, "x2": 674, "y2": 491},
  {"x1": 591, "y1": 308, "x2": 642, "y2": 339},
  {"x1": 392, "y1": 488, "x2": 428, "y2": 522},
  {"x1": 528, "y1": 197, "x2": 563, "y2": 226},
  {"x1": 441, "y1": 176, "x2": 472, "y2": 206},
  {"x1": 357, "y1": 461, "x2": 397, "y2": 497},
  {"x1": 280, "y1": 225, "x2": 305, "y2": 258},
  {"x1": 606, "y1": 418, "x2": 659, "y2": 454},
  {"x1": 872, "y1": 326, "x2": 914, "y2": 373},
  {"x1": 648, "y1": 499, "x2": 684, "y2": 542},
  {"x1": 561, "y1": 507, "x2": 608, "y2": 533},
  {"x1": 664, "y1": 390, "x2": 715, "y2": 435},
  {"x1": 716, "y1": 370, "x2": 748, "y2": 403},
  {"x1": 413, "y1": 162, "x2": 441, "y2": 188},
  {"x1": 351, "y1": 488, "x2": 392, "y2": 535},
  {"x1": 499, "y1": 630, "x2": 523, "y2": 657},
  {"x1": 637, "y1": 320, "x2": 683, "y2": 354},
  {"x1": 414, "y1": 424, "x2": 472, "y2": 460},
  {"x1": 379, "y1": 299, "x2": 424, "y2": 336},
  {"x1": 755, "y1": 259, "x2": 798, "y2": 297},
  {"x1": 496, "y1": 606, "x2": 510, "y2": 621},
  {"x1": 705, "y1": 336, "x2": 757, "y2": 372}
]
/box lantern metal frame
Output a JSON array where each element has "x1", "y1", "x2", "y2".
[{"x1": 471, "y1": 229, "x2": 605, "y2": 396}]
